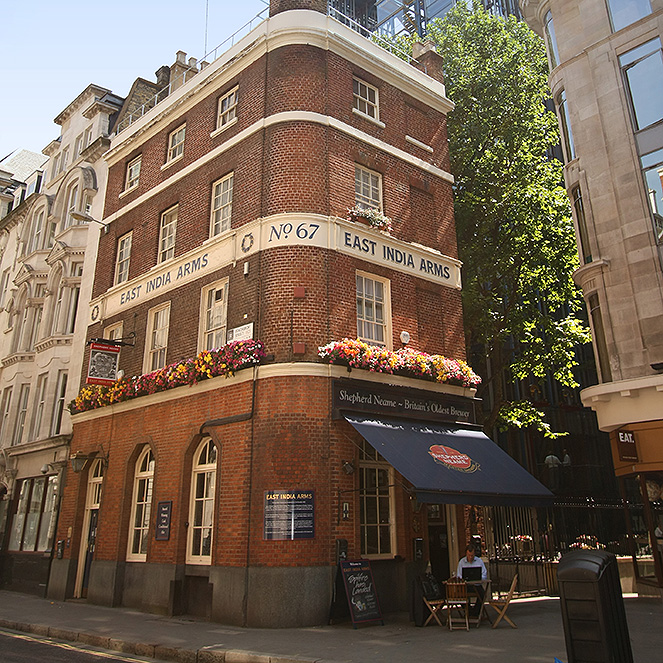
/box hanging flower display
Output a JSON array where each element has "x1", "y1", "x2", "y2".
[
  {"x1": 317, "y1": 338, "x2": 481, "y2": 388},
  {"x1": 69, "y1": 339, "x2": 266, "y2": 414}
]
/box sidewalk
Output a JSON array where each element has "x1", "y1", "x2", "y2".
[{"x1": 0, "y1": 590, "x2": 660, "y2": 662}]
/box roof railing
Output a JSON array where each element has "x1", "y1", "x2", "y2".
[{"x1": 116, "y1": 5, "x2": 413, "y2": 134}]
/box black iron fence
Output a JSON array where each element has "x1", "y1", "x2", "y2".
[{"x1": 484, "y1": 500, "x2": 630, "y2": 596}]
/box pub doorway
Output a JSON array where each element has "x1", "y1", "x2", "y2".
[
  {"x1": 74, "y1": 459, "x2": 104, "y2": 598},
  {"x1": 427, "y1": 504, "x2": 450, "y2": 581}
]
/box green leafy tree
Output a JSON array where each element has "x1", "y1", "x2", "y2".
[{"x1": 423, "y1": 4, "x2": 590, "y2": 436}]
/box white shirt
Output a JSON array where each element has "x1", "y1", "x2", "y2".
[{"x1": 456, "y1": 555, "x2": 488, "y2": 580}]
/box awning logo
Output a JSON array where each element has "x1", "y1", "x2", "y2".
[{"x1": 428, "y1": 445, "x2": 480, "y2": 473}]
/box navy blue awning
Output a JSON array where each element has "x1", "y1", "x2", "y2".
[{"x1": 345, "y1": 414, "x2": 553, "y2": 507}]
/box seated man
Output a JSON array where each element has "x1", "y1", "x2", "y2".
[{"x1": 456, "y1": 543, "x2": 488, "y2": 615}]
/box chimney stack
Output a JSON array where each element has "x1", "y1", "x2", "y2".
[
  {"x1": 269, "y1": 0, "x2": 327, "y2": 18},
  {"x1": 412, "y1": 41, "x2": 445, "y2": 84}
]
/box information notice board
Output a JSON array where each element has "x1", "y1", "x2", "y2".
[
  {"x1": 263, "y1": 490, "x2": 314, "y2": 540},
  {"x1": 339, "y1": 560, "x2": 383, "y2": 627}
]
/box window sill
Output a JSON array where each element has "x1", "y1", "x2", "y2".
[
  {"x1": 210, "y1": 117, "x2": 238, "y2": 139},
  {"x1": 352, "y1": 108, "x2": 385, "y2": 129},
  {"x1": 405, "y1": 135, "x2": 434, "y2": 153},
  {"x1": 119, "y1": 185, "x2": 139, "y2": 199},
  {"x1": 161, "y1": 154, "x2": 184, "y2": 171}
]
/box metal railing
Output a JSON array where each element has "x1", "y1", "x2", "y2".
[
  {"x1": 115, "y1": 7, "x2": 270, "y2": 133},
  {"x1": 115, "y1": 5, "x2": 419, "y2": 135},
  {"x1": 328, "y1": 6, "x2": 414, "y2": 62}
]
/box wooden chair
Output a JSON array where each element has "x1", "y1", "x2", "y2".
[
  {"x1": 420, "y1": 574, "x2": 445, "y2": 626},
  {"x1": 485, "y1": 574, "x2": 518, "y2": 629},
  {"x1": 444, "y1": 578, "x2": 469, "y2": 630}
]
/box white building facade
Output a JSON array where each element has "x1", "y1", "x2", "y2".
[
  {"x1": 0, "y1": 85, "x2": 122, "y2": 594},
  {"x1": 521, "y1": 0, "x2": 663, "y2": 591}
]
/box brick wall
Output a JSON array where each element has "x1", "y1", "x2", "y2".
[{"x1": 60, "y1": 375, "x2": 418, "y2": 568}]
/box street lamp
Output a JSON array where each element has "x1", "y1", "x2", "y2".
[
  {"x1": 70, "y1": 210, "x2": 110, "y2": 233},
  {"x1": 70, "y1": 450, "x2": 107, "y2": 473}
]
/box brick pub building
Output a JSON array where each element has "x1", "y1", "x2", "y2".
[{"x1": 48, "y1": 0, "x2": 550, "y2": 626}]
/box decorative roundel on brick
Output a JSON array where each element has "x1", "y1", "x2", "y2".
[
  {"x1": 241, "y1": 233, "x2": 254, "y2": 253},
  {"x1": 91, "y1": 305, "x2": 100, "y2": 322}
]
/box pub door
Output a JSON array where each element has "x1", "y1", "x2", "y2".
[
  {"x1": 80, "y1": 509, "x2": 98, "y2": 598},
  {"x1": 74, "y1": 459, "x2": 105, "y2": 598},
  {"x1": 427, "y1": 505, "x2": 450, "y2": 581}
]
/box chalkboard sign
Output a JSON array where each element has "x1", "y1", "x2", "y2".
[{"x1": 339, "y1": 560, "x2": 383, "y2": 627}]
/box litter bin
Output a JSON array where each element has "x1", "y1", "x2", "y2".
[{"x1": 557, "y1": 550, "x2": 633, "y2": 663}]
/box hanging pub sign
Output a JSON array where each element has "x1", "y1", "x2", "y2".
[
  {"x1": 264, "y1": 490, "x2": 315, "y2": 540},
  {"x1": 86, "y1": 342, "x2": 121, "y2": 386}
]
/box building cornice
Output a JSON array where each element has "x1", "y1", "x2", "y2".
[
  {"x1": 71, "y1": 363, "x2": 476, "y2": 424},
  {"x1": 581, "y1": 373, "x2": 663, "y2": 431},
  {"x1": 106, "y1": 10, "x2": 453, "y2": 165},
  {"x1": 54, "y1": 84, "x2": 112, "y2": 126},
  {"x1": 89, "y1": 212, "x2": 462, "y2": 324}
]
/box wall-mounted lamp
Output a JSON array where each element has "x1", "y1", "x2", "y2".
[
  {"x1": 400, "y1": 331, "x2": 411, "y2": 345},
  {"x1": 342, "y1": 460, "x2": 355, "y2": 475},
  {"x1": 70, "y1": 210, "x2": 110, "y2": 234},
  {"x1": 70, "y1": 450, "x2": 107, "y2": 473}
]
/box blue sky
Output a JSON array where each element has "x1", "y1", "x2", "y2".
[{"x1": 0, "y1": 0, "x2": 268, "y2": 161}]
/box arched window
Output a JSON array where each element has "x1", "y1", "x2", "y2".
[
  {"x1": 127, "y1": 446, "x2": 154, "y2": 561},
  {"x1": 187, "y1": 438, "x2": 217, "y2": 564},
  {"x1": 88, "y1": 458, "x2": 105, "y2": 509}
]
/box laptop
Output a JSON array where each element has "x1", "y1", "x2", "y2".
[{"x1": 461, "y1": 566, "x2": 482, "y2": 582}]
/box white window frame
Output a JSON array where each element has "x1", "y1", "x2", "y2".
[
  {"x1": 199, "y1": 279, "x2": 229, "y2": 351},
  {"x1": 115, "y1": 232, "x2": 132, "y2": 285},
  {"x1": 50, "y1": 370, "x2": 68, "y2": 436},
  {"x1": 64, "y1": 181, "x2": 79, "y2": 229},
  {"x1": 187, "y1": 438, "x2": 217, "y2": 564},
  {"x1": 105, "y1": 321, "x2": 124, "y2": 342},
  {"x1": 127, "y1": 446, "x2": 155, "y2": 562},
  {"x1": 144, "y1": 302, "x2": 171, "y2": 373},
  {"x1": 359, "y1": 440, "x2": 396, "y2": 559},
  {"x1": 61, "y1": 147, "x2": 69, "y2": 173},
  {"x1": 353, "y1": 78, "x2": 379, "y2": 121},
  {"x1": 83, "y1": 126, "x2": 93, "y2": 148},
  {"x1": 166, "y1": 125, "x2": 186, "y2": 163},
  {"x1": 28, "y1": 303, "x2": 43, "y2": 350},
  {"x1": 0, "y1": 268, "x2": 10, "y2": 308},
  {"x1": 74, "y1": 133, "x2": 84, "y2": 157},
  {"x1": 31, "y1": 373, "x2": 48, "y2": 441},
  {"x1": 65, "y1": 284, "x2": 80, "y2": 334},
  {"x1": 216, "y1": 87, "x2": 238, "y2": 131},
  {"x1": 355, "y1": 165, "x2": 382, "y2": 210},
  {"x1": 12, "y1": 383, "x2": 31, "y2": 446},
  {"x1": 29, "y1": 209, "x2": 45, "y2": 253},
  {"x1": 210, "y1": 173, "x2": 233, "y2": 237},
  {"x1": 0, "y1": 386, "x2": 13, "y2": 441},
  {"x1": 125, "y1": 156, "x2": 141, "y2": 191},
  {"x1": 356, "y1": 271, "x2": 391, "y2": 349},
  {"x1": 51, "y1": 284, "x2": 65, "y2": 336},
  {"x1": 159, "y1": 206, "x2": 177, "y2": 263}
]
